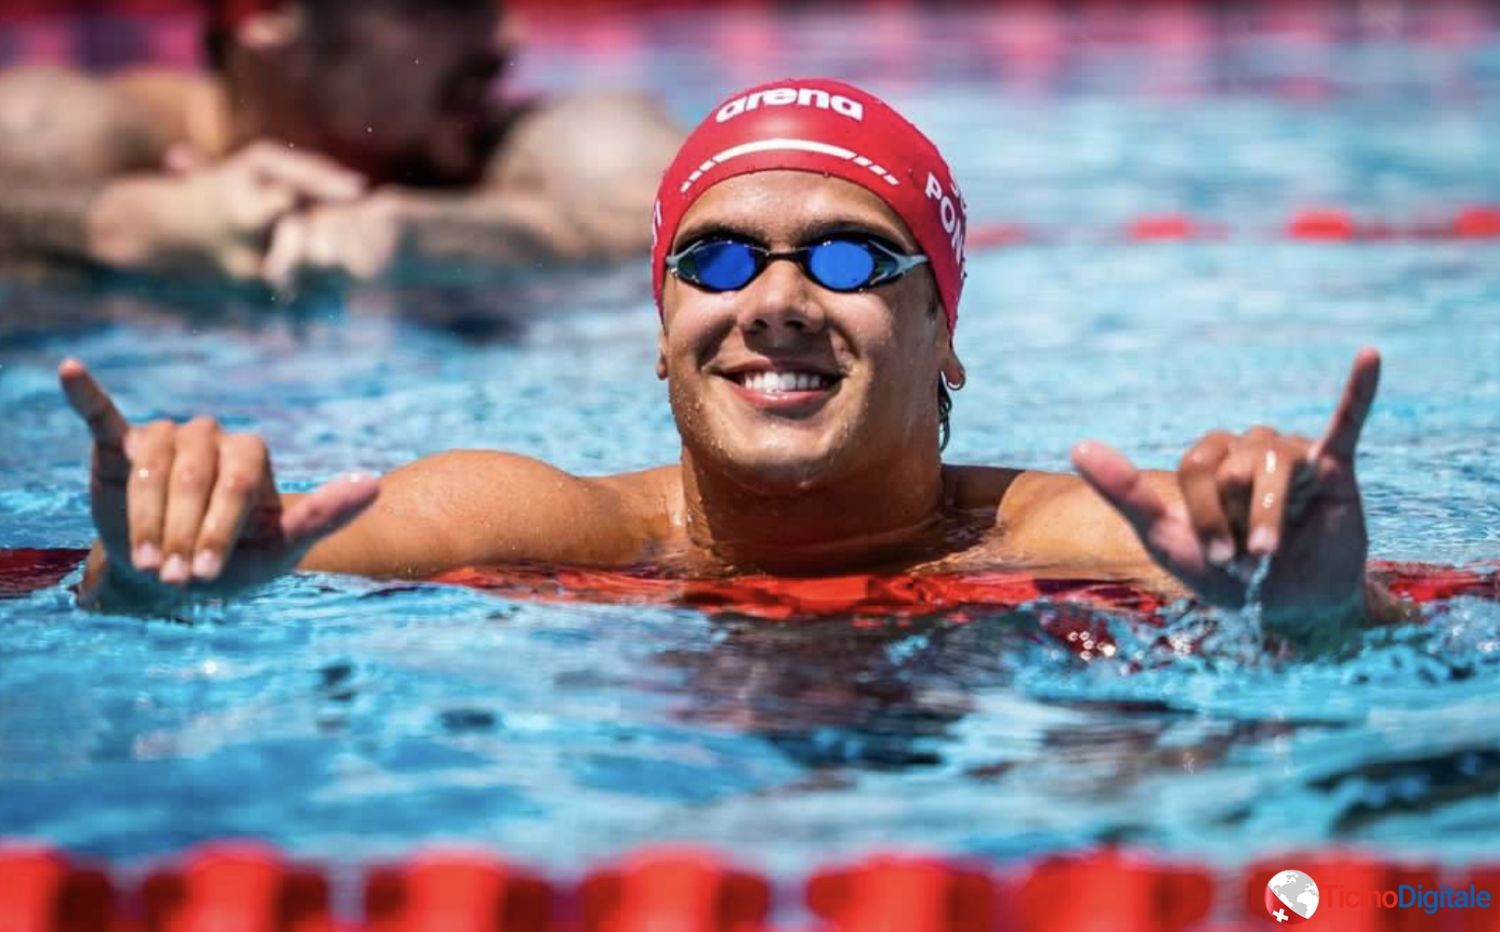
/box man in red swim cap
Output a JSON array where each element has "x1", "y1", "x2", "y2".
[{"x1": 60, "y1": 78, "x2": 1404, "y2": 647}]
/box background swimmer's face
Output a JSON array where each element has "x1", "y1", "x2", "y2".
[
  {"x1": 245, "y1": 3, "x2": 506, "y2": 185},
  {"x1": 660, "y1": 171, "x2": 957, "y2": 495}
]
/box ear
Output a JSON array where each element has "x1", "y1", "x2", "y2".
[
  {"x1": 932, "y1": 311, "x2": 965, "y2": 390},
  {"x1": 655, "y1": 328, "x2": 669, "y2": 380},
  {"x1": 942, "y1": 350, "x2": 966, "y2": 391}
]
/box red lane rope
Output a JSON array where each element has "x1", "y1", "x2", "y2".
[
  {"x1": 4, "y1": 844, "x2": 1497, "y2": 931},
  {"x1": 962, "y1": 204, "x2": 1500, "y2": 250}
]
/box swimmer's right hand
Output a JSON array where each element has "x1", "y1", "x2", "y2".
[
  {"x1": 86, "y1": 142, "x2": 365, "y2": 284},
  {"x1": 59, "y1": 359, "x2": 380, "y2": 603}
]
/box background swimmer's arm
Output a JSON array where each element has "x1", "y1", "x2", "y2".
[
  {"x1": 0, "y1": 67, "x2": 363, "y2": 283},
  {"x1": 262, "y1": 92, "x2": 684, "y2": 285},
  {"x1": 298, "y1": 450, "x2": 647, "y2": 579},
  {"x1": 261, "y1": 187, "x2": 598, "y2": 290},
  {"x1": 87, "y1": 145, "x2": 365, "y2": 281}
]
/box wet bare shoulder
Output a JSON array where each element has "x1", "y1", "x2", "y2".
[
  {"x1": 111, "y1": 68, "x2": 225, "y2": 156},
  {"x1": 592, "y1": 464, "x2": 683, "y2": 548},
  {"x1": 943, "y1": 466, "x2": 1083, "y2": 550},
  {"x1": 483, "y1": 92, "x2": 681, "y2": 257},
  {"x1": 990, "y1": 467, "x2": 1181, "y2": 566}
]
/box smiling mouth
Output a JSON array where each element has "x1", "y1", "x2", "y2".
[{"x1": 728, "y1": 370, "x2": 838, "y2": 394}]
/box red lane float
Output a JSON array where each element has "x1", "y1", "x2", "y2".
[
  {"x1": 366, "y1": 852, "x2": 550, "y2": 932},
  {"x1": 580, "y1": 847, "x2": 768, "y2": 932},
  {"x1": 1453, "y1": 206, "x2": 1500, "y2": 239},
  {"x1": 965, "y1": 222, "x2": 1031, "y2": 249},
  {"x1": 141, "y1": 842, "x2": 332, "y2": 932},
  {"x1": 0, "y1": 846, "x2": 113, "y2": 932},
  {"x1": 1125, "y1": 213, "x2": 1222, "y2": 242},
  {"x1": 807, "y1": 855, "x2": 1005, "y2": 932},
  {"x1": 1287, "y1": 207, "x2": 1361, "y2": 241},
  {"x1": 1020, "y1": 851, "x2": 1212, "y2": 932}
]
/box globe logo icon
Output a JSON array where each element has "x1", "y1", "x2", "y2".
[{"x1": 1265, "y1": 869, "x2": 1320, "y2": 923}]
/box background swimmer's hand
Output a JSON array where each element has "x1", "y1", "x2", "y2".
[
  {"x1": 58, "y1": 359, "x2": 380, "y2": 605},
  {"x1": 261, "y1": 189, "x2": 406, "y2": 291},
  {"x1": 1070, "y1": 348, "x2": 1383, "y2": 633},
  {"x1": 86, "y1": 142, "x2": 365, "y2": 283}
]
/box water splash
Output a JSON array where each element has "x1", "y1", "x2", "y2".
[{"x1": 1201, "y1": 553, "x2": 1274, "y2": 663}]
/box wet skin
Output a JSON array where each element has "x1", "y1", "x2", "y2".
[{"x1": 63, "y1": 171, "x2": 1400, "y2": 643}]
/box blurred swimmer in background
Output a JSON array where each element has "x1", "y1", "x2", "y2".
[{"x1": 0, "y1": 0, "x2": 680, "y2": 289}]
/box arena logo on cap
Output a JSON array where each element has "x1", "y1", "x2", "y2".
[
  {"x1": 1265, "y1": 869, "x2": 1319, "y2": 923},
  {"x1": 715, "y1": 86, "x2": 864, "y2": 124}
]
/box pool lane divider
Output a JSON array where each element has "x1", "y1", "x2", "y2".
[
  {"x1": 960, "y1": 204, "x2": 1500, "y2": 250},
  {"x1": 5, "y1": 844, "x2": 1500, "y2": 930}
]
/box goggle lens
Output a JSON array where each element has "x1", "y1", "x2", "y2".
[
  {"x1": 806, "y1": 239, "x2": 878, "y2": 291},
  {"x1": 684, "y1": 240, "x2": 759, "y2": 291}
]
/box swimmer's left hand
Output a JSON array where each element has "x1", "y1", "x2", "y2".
[{"x1": 1070, "y1": 348, "x2": 1382, "y2": 631}]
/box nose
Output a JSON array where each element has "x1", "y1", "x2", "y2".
[{"x1": 735, "y1": 256, "x2": 827, "y2": 338}]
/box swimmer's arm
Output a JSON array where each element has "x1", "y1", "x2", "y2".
[
  {"x1": 998, "y1": 470, "x2": 1411, "y2": 629},
  {"x1": 297, "y1": 449, "x2": 646, "y2": 578},
  {"x1": 79, "y1": 450, "x2": 640, "y2": 606}
]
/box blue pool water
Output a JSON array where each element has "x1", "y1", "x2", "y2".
[{"x1": 2, "y1": 5, "x2": 1500, "y2": 884}]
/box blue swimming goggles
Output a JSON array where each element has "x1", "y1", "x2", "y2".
[{"x1": 665, "y1": 235, "x2": 929, "y2": 294}]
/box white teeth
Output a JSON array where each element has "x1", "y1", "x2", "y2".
[{"x1": 740, "y1": 371, "x2": 830, "y2": 393}]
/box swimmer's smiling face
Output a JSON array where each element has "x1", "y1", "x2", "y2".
[{"x1": 660, "y1": 171, "x2": 961, "y2": 495}]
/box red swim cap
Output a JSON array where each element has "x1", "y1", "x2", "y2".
[{"x1": 652, "y1": 78, "x2": 967, "y2": 332}]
